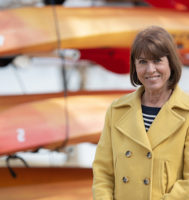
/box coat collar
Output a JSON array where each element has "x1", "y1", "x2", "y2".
[{"x1": 113, "y1": 85, "x2": 189, "y2": 150}]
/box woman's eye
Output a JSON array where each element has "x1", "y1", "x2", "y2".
[
  {"x1": 139, "y1": 60, "x2": 147, "y2": 64},
  {"x1": 153, "y1": 59, "x2": 161, "y2": 64}
]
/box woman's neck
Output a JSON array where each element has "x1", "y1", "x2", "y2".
[{"x1": 141, "y1": 88, "x2": 173, "y2": 107}]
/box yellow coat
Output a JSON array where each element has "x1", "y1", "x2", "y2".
[{"x1": 92, "y1": 85, "x2": 189, "y2": 200}]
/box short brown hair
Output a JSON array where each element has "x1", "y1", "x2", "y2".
[{"x1": 130, "y1": 26, "x2": 182, "y2": 89}]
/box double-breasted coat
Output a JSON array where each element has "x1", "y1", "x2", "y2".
[{"x1": 92, "y1": 85, "x2": 189, "y2": 200}]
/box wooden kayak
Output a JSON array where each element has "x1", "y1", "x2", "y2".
[
  {"x1": 0, "y1": 167, "x2": 93, "y2": 200},
  {"x1": 0, "y1": 6, "x2": 189, "y2": 60},
  {"x1": 0, "y1": 91, "x2": 132, "y2": 155}
]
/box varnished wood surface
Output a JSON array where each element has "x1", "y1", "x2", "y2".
[{"x1": 0, "y1": 167, "x2": 93, "y2": 200}]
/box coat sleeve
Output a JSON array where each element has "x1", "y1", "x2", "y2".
[
  {"x1": 161, "y1": 128, "x2": 189, "y2": 200},
  {"x1": 92, "y1": 105, "x2": 114, "y2": 200}
]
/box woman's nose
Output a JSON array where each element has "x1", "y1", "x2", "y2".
[{"x1": 146, "y1": 62, "x2": 156, "y2": 73}]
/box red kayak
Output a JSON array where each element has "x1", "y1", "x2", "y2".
[{"x1": 0, "y1": 91, "x2": 132, "y2": 155}]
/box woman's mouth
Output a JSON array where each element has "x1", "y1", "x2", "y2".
[{"x1": 145, "y1": 75, "x2": 160, "y2": 80}]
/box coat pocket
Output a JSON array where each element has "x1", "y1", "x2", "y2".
[{"x1": 161, "y1": 160, "x2": 169, "y2": 195}]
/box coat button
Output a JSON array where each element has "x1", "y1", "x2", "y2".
[
  {"x1": 146, "y1": 152, "x2": 152, "y2": 159},
  {"x1": 122, "y1": 176, "x2": 129, "y2": 183},
  {"x1": 143, "y1": 178, "x2": 150, "y2": 185},
  {"x1": 125, "y1": 151, "x2": 132, "y2": 158}
]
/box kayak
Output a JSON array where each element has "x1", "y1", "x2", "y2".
[
  {"x1": 0, "y1": 91, "x2": 131, "y2": 155},
  {"x1": 0, "y1": 6, "x2": 189, "y2": 58},
  {"x1": 0, "y1": 167, "x2": 93, "y2": 200}
]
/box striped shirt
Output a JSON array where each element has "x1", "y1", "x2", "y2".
[{"x1": 142, "y1": 105, "x2": 161, "y2": 132}]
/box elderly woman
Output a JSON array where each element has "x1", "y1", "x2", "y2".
[{"x1": 92, "y1": 26, "x2": 189, "y2": 200}]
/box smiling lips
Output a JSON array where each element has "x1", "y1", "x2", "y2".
[{"x1": 145, "y1": 75, "x2": 160, "y2": 80}]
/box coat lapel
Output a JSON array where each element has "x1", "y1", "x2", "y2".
[
  {"x1": 113, "y1": 85, "x2": 189, "y2": 151},
  {"x1": 147, "y1": 85, "x2": 189, "y2": 149},
  {"x1": 147, "y1": 104, "x2": 185, "y2": 149},
  {"x1": 114, "y1": 87, "x2": 152, "y2": 151}
]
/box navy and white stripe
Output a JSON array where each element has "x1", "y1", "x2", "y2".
[{"x1": 142, "y1": 105, "x2": 161, "y2": 132}]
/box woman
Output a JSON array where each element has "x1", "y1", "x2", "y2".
[{"x1": 92, "y1": 26, "x2": 189, "y2": 200}]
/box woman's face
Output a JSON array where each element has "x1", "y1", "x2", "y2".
[{"x1": 135, "y1": 56, "x2": 171, "y2": 92}]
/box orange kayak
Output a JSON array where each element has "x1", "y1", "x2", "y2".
[{"x1": 0, "y1": 91, "x2": 131, "y2": 155}]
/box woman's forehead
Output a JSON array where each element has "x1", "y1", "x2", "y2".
[
  {"x1": 137, "y1": 53, "x2": 146, "y2": 59},
  {"x1": 134, "y1": 41, "x2": 167, "y2": 59},
  {"x1": 135, "y1": 52, "x2": 159, "y2": 60},
  {"x1": 135, "y1": 48, "x2": 165, "y2": 60}
]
